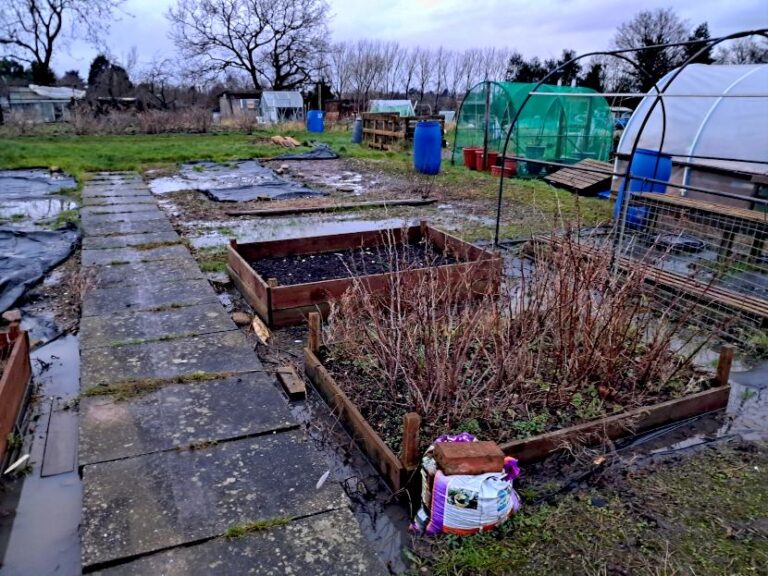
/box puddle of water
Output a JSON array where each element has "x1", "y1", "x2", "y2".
[
  {"x1": 187, "y1": 214, "x2": 415, "y2": 249},
  {"x1": 148, "y1": 160, "x2": 326, "y2": 201},
  {"x1": 0, "y1": 335, "x2": 81, "y2": 576},
  {"x1": 0, "y1": 170, "x2": 77, "y2": 200},
  {"x1": 0, "y1": 198, "x2": 77, "y2": 226},
  {"x1": 288, "y1": 396, "x2": 410, "y2": 573}
]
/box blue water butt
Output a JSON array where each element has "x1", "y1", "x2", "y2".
[
  {"x1": 351, "y1": 118, "x2": 363, "y2": 144},
  {"x1": 413, "y1": 121, "x2": 442, "y2": 175},
  {"x1": 307, "y1": 110, "x2": 324, "y2": 133},
  {"x1": 613, "y1": 148, "x2": 672, "y2": 220}
]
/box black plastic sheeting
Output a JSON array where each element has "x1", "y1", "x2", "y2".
[
  {"x1": 274, "y1": 144, "x2": 339, "y2": 161},
  {"x1": 0, "y1": 169, "x2": 77, "y2": 200},
  {"x1": 0, "y1": 225, "x2": 80, "y2": 313},
  {"x1": 149, "y1": 160, "x2": 327, "y2": 202}
]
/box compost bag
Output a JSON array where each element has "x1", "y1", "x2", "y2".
[
  {"x1": 0, "y1": 225, "x2": 79, "y2": 313},
  {"x1": 411, "y1": 433, "x2": 521, "y2": 536},
  {"x1": 274, "y1": 144, "x2": 339, "y2": 161}
]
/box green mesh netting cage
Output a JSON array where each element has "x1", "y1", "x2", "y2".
[{"x1": 452, "y1": 81, "x2": 613, "y2": 170}]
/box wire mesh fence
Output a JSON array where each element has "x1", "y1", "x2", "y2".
[{"x1": 611, "y1": 189, "x2": 768, "y2": 353}]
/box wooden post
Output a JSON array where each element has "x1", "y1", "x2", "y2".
[
  {"x1": 715, "y1": 345, "x2": 734, "y2": 386},
  {"x1": 308, "y1": 312, "x2": 321, "y2": 353},
  {"x1": 267, "y1": 278, "x2": 279, "y2": 288},
  {"x1": 401, "y1": 412, "x2": 422, "y2": 469}
]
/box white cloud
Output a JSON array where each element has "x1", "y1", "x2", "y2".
[{"x1": 52, "y1": 0, "x2": 768, "y2": 75}]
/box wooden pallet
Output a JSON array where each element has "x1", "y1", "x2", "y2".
[
  {"x1": 361, "y1": 113, "x2": 445, "y2": 150},
  {"x1": 544, "y1": 159, "x2": 613, "y2": 195},
  {"x1": 535, "y1": 236, "x2": 768, "y2": 320}
]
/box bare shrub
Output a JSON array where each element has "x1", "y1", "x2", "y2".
[{"x1": 325, "y1": 229, "x2": 716, "y2": 448}]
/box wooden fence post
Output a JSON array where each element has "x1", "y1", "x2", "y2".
[
  {"x1": 308, "y1": 312, "x2": 321, "y2": 354},
  {"x1": 715, "y1": 345, "x2": 734, "y2": 386},
  {"x1": 401, "y1": 412, "x2": 422, "y2": 469}
]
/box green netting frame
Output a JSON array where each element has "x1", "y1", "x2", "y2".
[{"x1": 452, "y1": 81, "x2": 613, "y2": 167}]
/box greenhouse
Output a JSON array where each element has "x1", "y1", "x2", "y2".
[{"x1": 452, "y1": 81, "x2": 613, "y2": 170}]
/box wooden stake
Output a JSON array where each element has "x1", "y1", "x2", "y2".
[
  {"x1": 308, "y1": 312, "x2": 321, "y2": 353},
  {"x1": 267, "y1": 278, "x2": 279, "y2": 288},
  {"x1": 715, "y1": 345, "x2": 735, "y2": 386},
  {"x1": 401, "y1": 412, "x2": 422, "y2": 469}
]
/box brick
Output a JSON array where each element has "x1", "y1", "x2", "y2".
[
  {"x1": 276, "y1": 366, "x2": 306, "y2": 400},
  {"x1": 433, "y1": 441, "x2": 505, "y2": 476}
]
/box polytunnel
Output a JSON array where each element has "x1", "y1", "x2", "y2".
[
  {"x1": 452, "y1": 81, "x2": 614, "y2": 167},
  {"x1": 616, "y1": 64, "x2": 768, "y2": 207}
]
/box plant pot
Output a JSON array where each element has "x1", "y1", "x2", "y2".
[
  {"x1": 501, "y1": 157, "x2": 517, "y2": 175},
  {"x1": 490, "y1": 165, "x2": 516, "y2": 178},
  {"x1": 485, "y1": 151, "x2": 499, "y2": 172},
  {"x1": 463, "y1": 147, "x2": 481, "y2": 169}
]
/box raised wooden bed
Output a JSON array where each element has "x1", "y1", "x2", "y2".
[
  {"x1": 304, "y1": 334, "x2": 733, "y2": 493},
  {"x1": 227, "y1": 223, "x2": 501, "y2": 328},
  {"x1": 0, "y1": 327, "x2": 31, "y2": 461}
]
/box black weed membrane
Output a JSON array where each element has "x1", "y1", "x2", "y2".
[
  {"x1": 273, "y1": 143, "x2": 339, "y2": 161},
  {"x1": 0, "y1": 225, "x2": 80, "y2": 313},
  {"x1": 148, "y1": 160, "x2": 328, "y2": 202}
]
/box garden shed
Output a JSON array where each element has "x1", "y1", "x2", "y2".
[
  {"x1": 260, "y1": 91, "x2": 305, "y2": 123},
  {"x1": 615, "y1": 64, "x2": 768, "y2": 209},
  {"x1": 452, "y1": 81, "x2": 613, "y2": 166}
]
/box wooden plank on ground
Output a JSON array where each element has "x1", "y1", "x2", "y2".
[
  {"x1": 276, "y1": 366, "x2": 306, "y2": 400},
  {"x1": 225, "y1": 198, "x2": 436, "y2": 217},
  {"x1": 500, "y1": 385, "x2": 730, "y2": 463},
  {"x1": 41, "y1": 408, "x2": 78, "y2": 477}
]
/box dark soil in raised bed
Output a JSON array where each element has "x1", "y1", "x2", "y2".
[{"x1": 249, "y1": 242, "x2": 458, "y2": 285}]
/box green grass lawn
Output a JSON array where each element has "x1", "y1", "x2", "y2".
[{"x1": 0, "y1": 126, "x2": 612, "y2": 236}]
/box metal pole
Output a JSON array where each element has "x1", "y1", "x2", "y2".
[{"x1": 482, "y1": 81, "x2": 491, "y2": 171}]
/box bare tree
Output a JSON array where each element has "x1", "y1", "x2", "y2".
[
  {"x1": 414, "y1": 47, "x2": 432, "y2": 105},
  {"x1": 716, "y1": 37, "x2": 768, "y2": 64},
  {"x1": 400, "y1": 47, "x2": 418, "y2": 98},
  {"x1": 167, "y1": 0, "x2": 329, "y2": 90},
  {"x1": 349, "y1": 39, "x2": 383, "y2": 110},
  {"x1": 0, "y1": 0, "x2": 123, "y2": 82},
  {"x1": 432, "y1": 46, "x2": 450, "y2": 109},
  {"x1": 460, "y1": 48, "x2": 481, "y2": 94},
  {"x1": 326, "y1": 42, "x2": 353, "y2": 98},
  {"x1": 612, "y1": 8, "x2": 689, "y2": 92}
]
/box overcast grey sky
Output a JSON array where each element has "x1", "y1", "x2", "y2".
[{"x1": 53, "y1": 0, "x2": 768, "y2": 75}]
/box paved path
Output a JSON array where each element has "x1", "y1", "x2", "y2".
[{"x1": 78, "y1": 173, "x2": 386, "y2": 574}]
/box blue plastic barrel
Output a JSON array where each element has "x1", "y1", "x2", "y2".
[
  {"x1": 614, "y1": 148, "x2": 672, "y2": 219},
  {"x1": 351, "y1": 118, "x2": 363, "y2": 144},
  {"x1": 413, "y1": 121, "x2": 442, "y2": 175},
  {"x1": 307, "y1": 110, "x2": 324, "y2": 133}
]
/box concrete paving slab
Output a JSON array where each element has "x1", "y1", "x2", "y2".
[
  {"x1": 82, "y1": 278, "x2": 218, "y2": 317},
  {"x1": 80, "y1": 302, "x2": 231, "y2": 347},
  {"x1": 81, "y1": 188, "x2": 151, "y2": 199},
  {"x1": 82, "y1": 231, "x2": 180, "y2": 251},
  {"x1": 82, "y1": 244, "x2": 194, "y2": 267},
  {"x1": 82, "y1": 210, "x2": 167, "y2": 227},
  {"x1": 90, "y1": 258, "x2": 203, "y2": 288},
  {"x1": 81, "y1": 204, "x2": 162, "y2": 216},
  {"x1": 82, "y1": 218, "x2": 176, "y2": 237},
  {"x1": 82, "y1": 196, "x2": 156, "y2": 207},
  {"x1": 80, "y1": 431, "x2": 347, "y2": 568},
  {"x1": 93, "y1": 507, "x2": 386, "y2": 576},
  {"x1": 80, "y1": 330, "x2": 262, "y2": 389},
  {"x1": 80, "y1": 373, "x2": 297, "y2": 465}
]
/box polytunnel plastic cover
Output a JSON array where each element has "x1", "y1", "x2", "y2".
[{"x1": 453, "y1": 81, "x2": 613, "y2": 165}]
